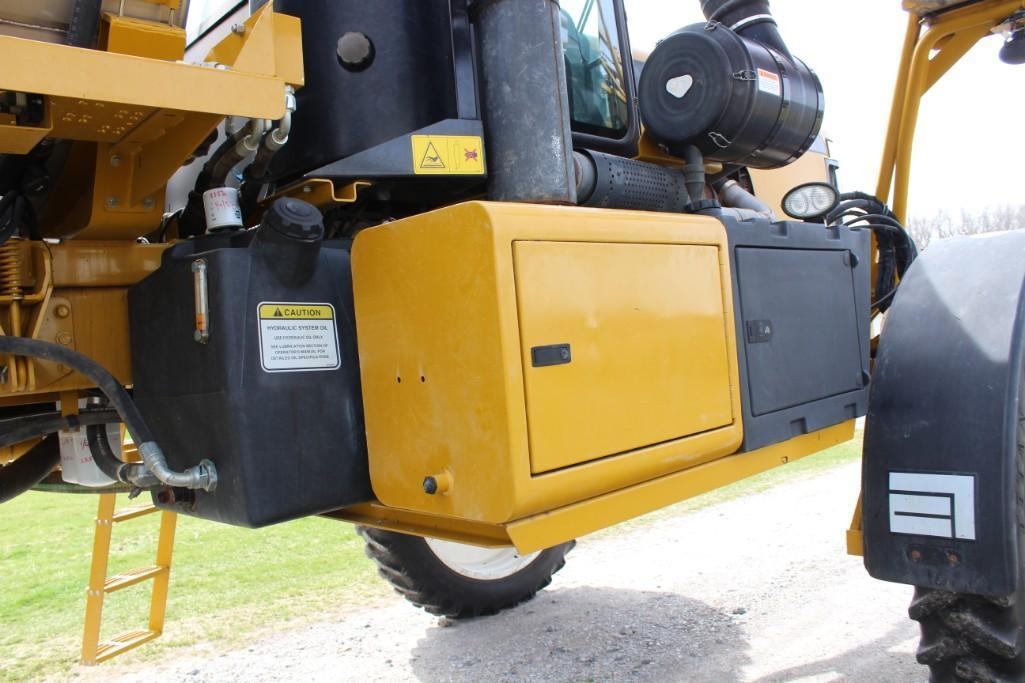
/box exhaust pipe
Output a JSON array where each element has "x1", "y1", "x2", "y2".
[{"x1": 475, "y1": 0, "x2": 577, "y2": 204}]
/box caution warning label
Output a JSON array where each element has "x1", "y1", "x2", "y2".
[
  {"x1": 258, "y1": 302, "x2": 340, "y2": 373},
  {"x1": 411, "y1": 135, "x2": 486, "y2": 176}
]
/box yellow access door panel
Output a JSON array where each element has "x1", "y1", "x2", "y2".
[
  {"x1": 514, "y1": 241, "x2": 734, "y2": 473},
  {"x1": 352, "y1": 202, "x2": 744, "y2": 524}
]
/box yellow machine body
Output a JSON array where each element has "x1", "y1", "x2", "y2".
[{"x1": 353, "y1": 201, "x2": 744, "y2": 525}]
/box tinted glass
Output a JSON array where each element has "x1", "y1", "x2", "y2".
[{"x1": 561, "y1": 0, "x2": 630, "y2": 137}]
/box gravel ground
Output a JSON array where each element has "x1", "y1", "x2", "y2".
[{"x1": 74, "y1": 461, "x2": 925, "y2": 683}]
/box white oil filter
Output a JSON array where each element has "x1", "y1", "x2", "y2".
[
  {"x1": 203, "y1": 187, "x2": 243, "y2": 231},
  {"x1": 58, "y1": 424, "x2": 121, "y2": 487}
]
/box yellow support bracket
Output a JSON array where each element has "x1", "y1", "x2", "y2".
[
  {"x1": 847, "y1": 494, "x2": 864, "y2": 556},
  {"x1": 81, "y1": 493, "x2": 178, "y2": 665},
  {"x1": 877, "y1": 0, "x2": 1025, "y2": 220}
]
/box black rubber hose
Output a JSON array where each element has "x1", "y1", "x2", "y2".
[
  {"x1": 0, "y1": 437, "x2": 59, "y2": 504},
  {"x1": 682, "y1": 145, "x2": 707, "y2": 204},
  {"x1": 86, "y1": 424, "x2": 124, "y2": 481},
  {"x1": 0, "y1": 410, "x2": 118, "y2": 450},
  {"x1": 700, "y1": 0, "x2": 792, "y2": 58},
  {"x1": 0, "y1": 337, "x2": 152, "y2": 444},
  {"x1": 240, "y1": 139, "x2": 279, "y2": 220}
]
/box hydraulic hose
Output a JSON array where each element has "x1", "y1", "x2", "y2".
[
  {"x1": 86, "y1": 424, "x2": 123, "y2": 482},
  {"x1": 85, "y1": 423, "x2": 161, "y2": 488},
  {"x1": 0, "y1": 337, "x2": 217, "y2": 491},
  {"x1": 0, "y1": 437, "x2": 58, "y2": 504},
  {"x1": 0, "y1": 337, "x2": 150, "y2": 442},
  {"x1": 0, "y1": 410, "x2": 117, "y2": 449}
]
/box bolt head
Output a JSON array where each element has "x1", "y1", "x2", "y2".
[
  {"x1": 105, "y1": 196, "x2": 119, "y2": 209},
  {"x1": 231, "y1": 23, "x2": 246, "y2": 35},
  {"x1": 55, "y1": 304, "x2": 70, "y2": 318},
  {"x1": 142, "y1": 197, "x2": 155, "y2": 210},
  {"x1": 56, "y1": 332, "x2": 73, "y2": 346},
  {"x1": 109, "y1": 155, "x2": 122, "y2": 167},
  {"x1": 423, "y1": 476, "x2": 438, "y2": 495}
]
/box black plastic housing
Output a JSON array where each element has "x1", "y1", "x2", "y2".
[
  {"x1": 721, "y1": 216, "x2": 872, "y2": 451},
  {"x1": 128, "y1": 233, "x2": 372, "y2": 528},
  {"x1": 269, "y1": 0, "x2": 478, "y2": 186}
]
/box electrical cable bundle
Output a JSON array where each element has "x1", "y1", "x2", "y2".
[{"x1": 827, "y1": 192, "x2": 917, "y2": 313}]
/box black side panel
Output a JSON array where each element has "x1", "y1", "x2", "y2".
[
  {"x1": 863, "y1": 232, "x2": 1025, "y2": 596},
  {"x1": 723, "y1": 217, "x2": 871, "y2": 451},
  {"x1": 129, "y1": 240, "x2": 372, "y2": 528},
  {"x1": 270, "y1": 0, "x2": 462, "y2": 183},
  {"x1": 737, "y1": 248, "x2": 863, "y2": 416}
]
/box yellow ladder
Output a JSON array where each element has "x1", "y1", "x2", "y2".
[{"x1": 81, "y1": 492, "x2": 178, "y2": 665}]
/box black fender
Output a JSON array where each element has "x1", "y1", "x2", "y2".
[{"x1": 863, "y1": 231, "x2": 1025, "y2": 596}]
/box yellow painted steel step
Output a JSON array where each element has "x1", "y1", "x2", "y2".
[
  {"x1": 82, "y1": 493, "x2": 177, "y2": 665},
  {"x1": 103, "y1": 565, "x2": 166, "y2": 593},
  {"x1": 93, "y1": 629, "x2": 160, "y2": 664},
  {"x1": 111, "y1": 504, "x2": 158, "y2": 523}
]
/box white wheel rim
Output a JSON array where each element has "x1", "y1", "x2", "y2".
[{"x1": 425, "y1": 538, "x2": 540, "y2": 581}]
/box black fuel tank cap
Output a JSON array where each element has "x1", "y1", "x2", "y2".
[{"x1": 263, "y1": 198, "x2": 324, "y2": 243}]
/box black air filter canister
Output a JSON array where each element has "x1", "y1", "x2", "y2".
[{"x1": 638, "y1": 22, "x2": 823, "y2": 169}]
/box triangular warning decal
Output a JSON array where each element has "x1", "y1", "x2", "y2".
[
  {"x1": 274, "y1": 308, "x2": 284, "y2": 317},
  {"x1": 419, "y1": 142, "x2": 446, "y2": 170}
]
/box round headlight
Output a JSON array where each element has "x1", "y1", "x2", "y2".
[{"x1": 782, "y1": 182, "x2": 840, "y2": 221}]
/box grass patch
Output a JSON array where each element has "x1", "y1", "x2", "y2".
[
  {"x1": 0, "y1": 494, "x2": 387, "y2": 681},
  {"x1": 1, "y1": 436, "x2": 861, "y2": 680}
]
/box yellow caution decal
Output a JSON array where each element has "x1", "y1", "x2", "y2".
[
  {"x1": 258, "y1": 303, "x2": 335, "y2": 320},
  {"x1": 257, "y1": 302, "x2": 340, "y2": 373},
  {"x1": 411, "y1": 135, "x2": 486, "y2": 176}
]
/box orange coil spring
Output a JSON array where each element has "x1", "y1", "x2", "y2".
[{"x1": 0, "y1": 239, "x2": 23, "y2": 299}]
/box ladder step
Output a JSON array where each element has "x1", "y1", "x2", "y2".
[
  {"x1": 92, "y1": 630, "x2": 160, "y2": 664},
  {"x1": 111, "y1": 504, "x2": 158, "y2": 523},
  {"x1": 104, "y1": 565, "x2": 166, "y2": 593}
]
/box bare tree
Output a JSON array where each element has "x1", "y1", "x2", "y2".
[{"x1": 907, "y1": 204, "x2": 1025, "y2": 250}]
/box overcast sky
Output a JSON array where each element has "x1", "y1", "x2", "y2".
[{"x1": 625, "y1": 0, "x2": 1024, "y2": 218}]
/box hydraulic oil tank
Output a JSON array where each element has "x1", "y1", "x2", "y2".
[
  {"x1": 128, "y1": 200, "x2": 372, "y2": 527},
  {"x1": 268, "y1": 0, "x2": 460, "y2": 183}
]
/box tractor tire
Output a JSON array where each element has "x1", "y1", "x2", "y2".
[
  {"x1": 909, "y1": 374, "x2": 1025, "y2": 682},
  {"x1": 357, "y1": 526, "x2": 574, "y2": 618}
]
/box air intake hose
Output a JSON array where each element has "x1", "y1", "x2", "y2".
[{"x1": 700, "y1": 0, "x2": 791, "y2": 58}]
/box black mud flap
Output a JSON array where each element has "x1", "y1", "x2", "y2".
[{"x1": 863, "y1": 231, "x2": 1025, "y2": 596}]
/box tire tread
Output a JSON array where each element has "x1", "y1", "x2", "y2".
[{"x1": 357, "y1": 526, "x2": 573, "y2": 619}]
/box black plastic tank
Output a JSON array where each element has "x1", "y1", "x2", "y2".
[
  {"x1": 269, "y1": 0, "x2": 459, "y2": 183},
  {"x1": 128, "y1": 200, "x2": 372, "y2": 527}
]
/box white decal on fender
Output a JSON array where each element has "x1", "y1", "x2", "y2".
[{"x1": 888, "y1": 472, "x2": 976, "y2": 540}]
